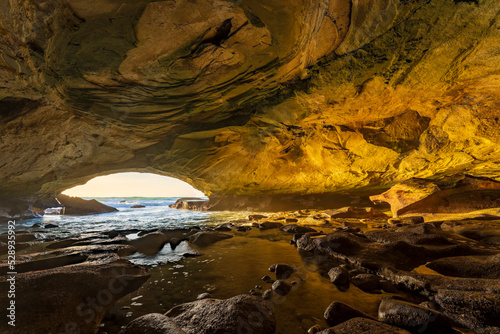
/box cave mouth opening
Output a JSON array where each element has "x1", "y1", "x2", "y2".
[{"x1": 61, "y1": 172, "x2": 205, "y2": 198}]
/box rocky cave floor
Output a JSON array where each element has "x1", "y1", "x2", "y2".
[{"x1": 1, "y1": 208, "x2": 500, "y2": 334}]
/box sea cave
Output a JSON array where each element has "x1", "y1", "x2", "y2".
[{"x1": 1, "y1": 0, "x2": 500, "y2": 333}]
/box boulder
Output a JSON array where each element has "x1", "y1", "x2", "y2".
[
  {"x1": 130, "y1": 205, "x2": 145, "y2": 208},
  {"x1": 188, "y1": 232, "x2": 233, "y2": 247},
  {"x1": 328, "y1": 207, "x2": 375, "y2": 219},
  {"x1": 118, "y1": 313, "x2": 186, "y2": 334},
  {"x1": 328, "y1": 267, "x2": 350, "y2": 285},
  {"x1": 320, "y1": 317, "x2": 411, "y2": 334},
  {"x1": 426, "y1": 254, "x2": 500, "y2": 279},
  {"x1": 55, "y1": 194, "x2": 118, "y2": 215},
  {"x1": 127, "y1": 232, "x2": 168, "y2": 255},
  {"x1": 378, "y1": 299, "x2": 452, "y2": 333},
  {"x1": 351, "y1": 274, "x2": 380, "y2": 292},
  {"x1": 259, "y1": 221, "x2": 284, "y2": 230},
  {"x1": 164, "y1": 294, "x2": 276, "y2": 334},
  {"x1": 274, "y1": 263, "x2": 297, "y2": 279},
  {"x1": 248, "y1": 214, "x2": 268, "y2": 220},
  {"x1": 435, "y1": 288, "x2": 500, "y2": 331},
  {"x1": 280, "y1": 224, "x2": 317, "y2": 234},
  {"x1": 272, "y1": 280, "x2": 292, "y2": 296},
  {"x1": 324, "y1": 301, "x2": 375, "y2": 327},
  {"x1": 0, "y1": 253, "x2": 149, "y2": 334}
]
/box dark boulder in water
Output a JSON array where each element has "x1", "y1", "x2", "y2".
[
  {"x1": 56, "y1": 194, "x2": 118, "y2": 215},
  {"x1": 328, "y1": 267, "x2": 350, "y2": 285},
  {"x1": 118, "y1": 313, "x2": 186, "y2": 334},
  {"x1": 324, "y1": 301, "x2": 375, "y2": 327},
  {"x1": 188, "y1": 231, "x2": 233, "y2": 247},
  {"x1": 127, "y1": 232, "x2": 168, "y2": 255},
  {"x1": 378, "y1": 298, "x2": 452, "y2": 334},
  {"x1": 130, "y1": 204, "x2": 145, "y2": 208},
  {"x1": 272, "y1": 280, "x2": 292, "y2": 296},
  {"x1": 320, "y1": 317, "x2": 411, "y2": 334},
  {"x1": 164, "y1": 294, "x2": 276, "y2": 334},
  {"x1": 280, "y1": 224, "x2": 317, "y2": 234}
]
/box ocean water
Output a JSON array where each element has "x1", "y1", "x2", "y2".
[{"x1": 10, "y1": 197, "x2": 252, "y2": 238}]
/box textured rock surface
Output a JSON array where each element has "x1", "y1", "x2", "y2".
[
  {"x1": 1, "y1": 0, "x2": 500, "y2": 215},
  {"x1": 164, "y1": 294, "x2": 276, "y2": 334},
  {"x1": 0, "y1": 253, "x2": 149, "y2": 334}
]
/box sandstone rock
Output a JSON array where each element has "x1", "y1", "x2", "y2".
[
  {"x1": 118, "y1": 313, "x2": 186, "y2": 334},
  {"x1": 280, "y1": 224, "x2": 317, "y2": 234},
  {"x1": 435, "y1": 288, "x2": 500, "y2": 331},
  {"x1": 165, "y1": 294, "x2": 276, "y2": 334},
  {"x1": 56, "y1": 194, "x2": 118, "y2": 215},
  {"x1": 371, "y1": 176, "x2": 500, "y2": 217},
  {"x1": 262, "y1": 289, "x2": 273, "y2": 300},
  {"x1": 274, "y1": 263, "x2": 297, "y2": 279},
  {"x1": 351, "y1": 274, "x2": 380, "y2": 292},
  {"x1": 259, "y1": 221, "x2": 284, "y2": 230},
  {"x1": 262, "y1": 275, "x2": 274, "y2": 284},
  {"x1": 248, "y1": 214, "x2": 268, "y2": 220},
  {"x1": 127, "y1": 232, "x2": 168, "y2": 255},
  {"x1": 324, "y1": 301, "x2": 374, "y2": 327},
  {"x1": 320, "y1": 317, "x2": 411, "y2": 334},
  {"x1": 188, "y1": 232, "x2": 232, "y2": 247},
  {"x1": 272, "y1": 280, "x2": 292, "y2": 296},
  {"x1": 426, "y1": 254, "x2": 500, "y2": 279},
  {"x1": 328, "y1": 207, "x2": 375, "y2": 219},
  {"x1": 0, "y1": 253, "x2": 149, "y2": 334},
  {"x1": 378, "y1": 299, "x2": 452, "y2": 334},
  {"x1": 328, "y1": 267, "x2": 350, "y2": 285}
]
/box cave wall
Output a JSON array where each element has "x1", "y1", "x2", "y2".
[{"x1": 1, "y1": 0, "x2": 500, "y2": 212}]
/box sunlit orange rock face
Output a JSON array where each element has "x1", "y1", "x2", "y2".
[{"x1": 0, "y1": 0, "x2": 500, "y2": 212}]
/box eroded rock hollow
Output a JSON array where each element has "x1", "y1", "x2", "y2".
[{"x1": 1, "y1": 0, "x2": 500, "y2": 217}]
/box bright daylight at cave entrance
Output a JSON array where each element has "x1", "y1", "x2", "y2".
[{"x1": 1, "y1": 0, "x2": 500, "y2": 334}]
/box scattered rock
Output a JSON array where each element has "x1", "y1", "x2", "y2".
[
  {"x1": 262, "y1": 289, "x2": 273, "y2": 300},
  {"x1": 321, "y1": 317, "x2": 411, "y2": 334},
  {"x1": 262, "y1": 275, "x2": 274, "y2": 284},
  {"x1": 308, "y1": 324, "x2": 322, "y2": 334},
  {"x1": 378, "y1": 298, "x2": 452, "y2": 334},
  {"x1": 426, "y1": 254, "x2": 500, "y2": 279},
  {"x1": 328, "y1": 267, "x2": 350, "y2": 285},
  {"x1": 274, "y1": 263, "x2": 297, "y2": 279},
  {"x1": 214, "y1": 223, "x2": 233, "y2": 231},
  {"x1": 0, "y1": 253, "x2": 149, "y2": 334},
  {"x1": 165, "y1": 295, "x2": 276, "y2": 334},
  {"x1": 272, "y1": 280, "x2": 292, "y2": 296},
  {"x1": 285, "y1": 218, "x2": 298, "y2": 223},
  {"x1": 56, "y1": 194, "x2": 118, "y2": 215},
  {"x1": 328, "y1": 207, "x2": 375, "y2": 219},
  {"x1": 118, "y1": 313, "x2": 186, "y2": 334},
  {"x1": 379, "y1": 279, "x2": 398, "y2": 293},
  {"x1": 248, "y1": 214, "x2": 267, "y2": 220},
  {"x1": 130, "y1": 204, "x2": 146, "y2": 208},
  {"x1": 280, "y1": 224, "x2": 317, "y2": 234},
  {"x1": 236, "y1": 226, "x2": 251, "y2": 232},
  {"x1": 324, "y1": 301, "x2": 375, "y2": 326},
  {"x1": 188, "y1": 232, "x2": 233, "y2": 247},
  {"x1": 44, "y1": 223, "x2": 59, "y2": 228},
  {"x1": 351, "y1": 274, "x2": 380, "y2": 291},
  {"x1": 127, "y1": 232, "x2": 168, "y2": 255},
  {"x1": 259, "y1": 221, "x2": 284, "y2": 230}
]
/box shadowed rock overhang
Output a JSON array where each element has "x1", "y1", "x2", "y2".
[{"x1": 1, "y1": 0, "x2": 500, "y2": 214}]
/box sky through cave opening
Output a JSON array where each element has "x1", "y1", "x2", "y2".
[{"x1": 62, "y1": 172, "x2": 205, "y2": 198}]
